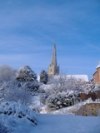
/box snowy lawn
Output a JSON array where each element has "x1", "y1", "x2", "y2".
[
  {"x1": 33, "y1": 114, "x2": 100, "y2": 133},
  {"x1": 0, "y1": 114, "x2": 100, "y2": 133}
]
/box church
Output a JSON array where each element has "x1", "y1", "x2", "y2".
[{"x1": 48, "y1": 45, "x2": 88, "y2": 82}]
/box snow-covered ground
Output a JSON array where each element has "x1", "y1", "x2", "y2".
[
  {"x1": 1, "y1": 114, "x2": 100, "y2": 133},
  {"x1": 0, "y1": 102, "x2": 100, "y2": 133},
  {"x1": 35, "y1": 114, "x2": 100, "y2": 133}
]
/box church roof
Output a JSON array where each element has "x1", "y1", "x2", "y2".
[
  {"x1": 66, "y1": 75, "x2": 89, "y2": 82},
  {"x1": 53, "y1": 75, "x2": 89, "y2": 82}
]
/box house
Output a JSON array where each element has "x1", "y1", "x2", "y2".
[{"x1": 93, "y1": 63, "x2": 100, "y2": 85}]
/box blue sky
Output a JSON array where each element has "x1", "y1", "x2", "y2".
[{"x1": 0, "y1": 0, "x2": 100, "y2": 78}]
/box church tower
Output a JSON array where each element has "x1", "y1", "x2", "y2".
[{"x1": 48, "y1": 44, "x2": 59, "y2": 76}]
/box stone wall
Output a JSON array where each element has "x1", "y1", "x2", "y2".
[{"x1": 76, "y1": 103, "x2": 100, "y2": 116}]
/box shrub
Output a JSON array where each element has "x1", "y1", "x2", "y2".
[
  {"x1": 46, "y1": 92, "x2": 77, "y2": 110},
  {"x1": 16, "y1": 66, "x2": 37, "y2": 82},
  {"x1": 40, "y1": 70, "x2": 48, "y2": 84}
]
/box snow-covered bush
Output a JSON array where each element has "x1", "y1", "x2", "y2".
[
  {"x1": 46, "y1": 92, "x2": 80, "y2": 110},
  {"x1": 16, "y1": 66, "x2": 39, "y2": 93},
  {"x1": 0, "y1": 65, "x2": 16, "y2": 82},
  {"x1": 16, "y1": 66, "x2": 37, "y2": 82},
  {"x1": 40, "y1": 77, "x2": 94, "y2": 111},
  {"x1": 0, "y1": 122, "x2": 9, "y2": 133},
  {"x1": 0, "y1": 102, "x2": 37, "y2": 125},
  {"x1": 0, "y1": 102, "x2": 37, "y2": 133},
  {"x1": 7, "y1": 83, "x2": 32, "y2": 104},
  {"x1": 0, "y1": 80, "x2": 33, "y2": 105},
  {"x1": 48, "y1": 77, "x2": 81, "y2": 93},
  {"x1": 0, "y1": 66, "x2": 39, "y2": 105},
  {"x1": 23, "y1": 81, "x2": 39, "y2": 92},
  {"x1": 41, "y1": 78, "x2": 82, "y2": 103},
  {"x1": 48, "y1": 76, "x2": 93, "y2": 93}
]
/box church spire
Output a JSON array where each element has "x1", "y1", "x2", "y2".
[
  {"x1": 51, "y1": 44, "x2": 57, "y2": 66},
  {"x1": 48, "y1": 44, "x2": 59, "y2": 76}
]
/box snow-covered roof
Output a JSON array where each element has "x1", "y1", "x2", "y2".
[
  {"x1": 53, "y1": 75, "x2": 89, "y2": 82},
  {"x1": 66, "y1": 75, "x2": 89, "y2": 82},
  {"x1": 96, "y1": 62, "x2": 100, "y2": 69}
]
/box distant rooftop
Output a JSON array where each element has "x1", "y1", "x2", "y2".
[
  {"x1": 96, "y1": 62, "x2": 100, "y2": 69},
  {"x1": 53, "y1": 75, "x2": 89, "y2": 82},
  {"x1": 67, "y1": 75, "x2": 89, "y2": 82}
]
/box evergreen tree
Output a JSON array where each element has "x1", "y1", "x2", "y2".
[
  {"x1": 40, "y1": 70, "x2": 48, "y2": 84},
  {"x1": 16, "y1": 66, "x2": 37, "y2": 82}
]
